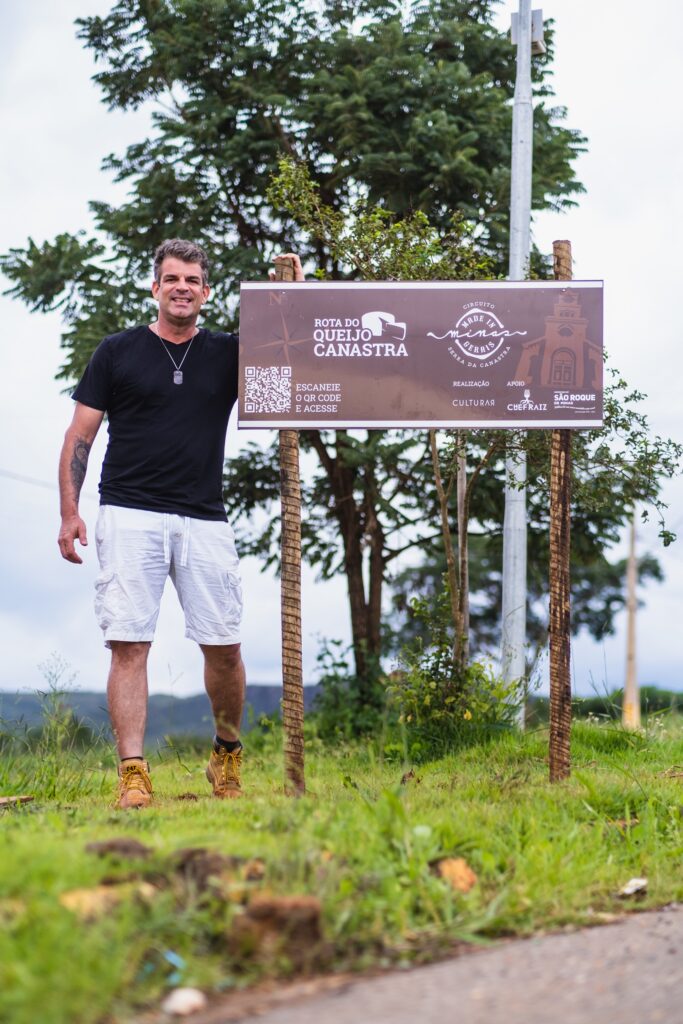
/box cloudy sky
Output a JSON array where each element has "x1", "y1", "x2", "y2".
[{"x1": 1, "y1": 1, "x2": 681, "y2": 701}]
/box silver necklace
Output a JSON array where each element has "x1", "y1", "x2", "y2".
[{"x1": 155, "y1": 329, "x2": 197, "y2": 385}]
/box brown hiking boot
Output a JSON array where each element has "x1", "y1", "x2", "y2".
[
  {"x1": 115, "y1": 760, "x2": 153, "y2": 810},
  {"x1": 206, "y1": 744, "x2": 243, "y2": 799}
]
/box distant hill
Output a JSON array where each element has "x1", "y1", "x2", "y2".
[{"x1": 0, "y1": 686, "x2": 320, "y2": 744}]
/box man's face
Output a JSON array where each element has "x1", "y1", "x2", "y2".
[{"x1": 152, "y1": 257, "x2": 210, "y2": 327}]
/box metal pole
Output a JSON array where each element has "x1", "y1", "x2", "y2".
[
  {"x1": 623, "y1": 514, "x2": 641, "y2": 730},
  {"x1": 509, "y1": 0, "x2": 534, "y2": 281},
  {"x1": 502, "y1": 0, "x2": 533, "y2": 717}
]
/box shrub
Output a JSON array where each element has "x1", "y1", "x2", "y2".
[
  {"x1": 310, "y1": 639, "x2": 388, "y2": 742},
  {"x1": 387, "y1": 590, "x2": 523, "y2": 760}
]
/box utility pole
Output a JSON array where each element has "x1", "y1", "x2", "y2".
[
  {"x1": 623, "y1": 514, "x2": 641, "y2": 730},
  {"x1": 502, "y1": 0, "x2": 543, "y2": 719}
]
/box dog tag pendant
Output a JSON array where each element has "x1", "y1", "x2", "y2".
[{"x1": 173, "y1": 370, "x2": 183, "y2": 385}]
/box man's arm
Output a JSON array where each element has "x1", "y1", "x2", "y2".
[{"x1": 58, "y1": 402, "x2": 105, "y2": 564}]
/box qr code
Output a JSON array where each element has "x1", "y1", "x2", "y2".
[{"x1": 244, "y1": 366, "x2": 292, "y2": 413}]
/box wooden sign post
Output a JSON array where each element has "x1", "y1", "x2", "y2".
[
  {"x1": 241, "y1": 264, "x2": 601, "y2": 787},
  {"x1": 273, "y1": 258, "x2": 305, "y2": 796},
  {"x1": 548, "y1": 239, "x2": 573, "y2": 781}
]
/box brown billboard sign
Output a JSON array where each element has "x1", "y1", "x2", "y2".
[{"x1": 238, "y1": 281, "x2": 603, "y2": 429}]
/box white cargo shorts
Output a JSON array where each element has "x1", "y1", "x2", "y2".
[{"x1": 94, "y1": 505, "x2": 243, "y2": 647}]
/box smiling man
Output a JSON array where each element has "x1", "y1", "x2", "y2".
[{"x1": 57, "y1": 238, "x2": 304, "y2": 808}]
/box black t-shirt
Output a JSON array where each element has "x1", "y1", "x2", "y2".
[{"x1": 72, "y1": 325, "x2": 238, "y2": 520}]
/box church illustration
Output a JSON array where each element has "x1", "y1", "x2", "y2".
[{"x1": 513, "y1": 289, "x2": 601, "y2": 389}]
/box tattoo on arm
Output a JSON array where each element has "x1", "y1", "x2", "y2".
[{"x1": 70, "y1": 437, "x2": 91, "y2": 498}]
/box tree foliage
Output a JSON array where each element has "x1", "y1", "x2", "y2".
[
  {"x1": 4, "y1": 0, "x2": 669, "y2": 695},
  {"x1": 229, "y1": 160, "x2": 682, "y2": 684},
  {"x1": 1, "y1": 0, "x2": 584, "y2": 382},
  {"x1": 229, "y1": 158, "x2": 495, "y2": 684}
]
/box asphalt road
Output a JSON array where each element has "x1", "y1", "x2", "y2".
[{"x1": 201, "y1": 905, "x2": 683, "y2": 1024}]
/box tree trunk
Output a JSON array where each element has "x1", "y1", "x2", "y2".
[
  {"x1": 429, "y1": 429, "x2": 463, "y2": 667},
  {"x1": 456, "y1": 431, "x2": 470, "y2": 669},
  {"x1": 345, "y1": 536, "x2": 370, "y2": 680},
  {"x1": 307, "y1": 430, "x2": 375, "y2": 686},
  {"x1": 365, "y1": 456, "x2": 385, "y2": 660}
]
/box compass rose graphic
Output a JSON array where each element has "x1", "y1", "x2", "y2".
[{"x1": 249, "y1": 292, "x2": 312, "y2": 366}]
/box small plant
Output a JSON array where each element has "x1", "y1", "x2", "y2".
[
  {"x1": 388, "y1": 589, "x2": 523, "y2": 759},
  {"x1": 243, "y1": 712, "x2": 282, "y2": 757},
  {"x1": 0, "y1": 654, "x2": 110, "y2": 801},
  {"x1": 310, "y1": 638, "x2": 388, "y2": 741}
]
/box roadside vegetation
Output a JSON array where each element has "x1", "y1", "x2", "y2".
[{"x1": 2, "y1": 706, "x2": 683, "y2": 1024}]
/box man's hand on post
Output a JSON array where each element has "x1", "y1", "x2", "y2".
[
  {"x1": 270, "y1": 253, "x2": 305, "y2": 282},
  {"x1": 58, "y1": 515, "x2": 88, "y2": 564}
]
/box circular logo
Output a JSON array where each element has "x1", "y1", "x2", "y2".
[{"x1": 452, "y1": 308, "x2": 509, "y2": 360}]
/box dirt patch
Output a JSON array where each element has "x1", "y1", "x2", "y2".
[
  {"x1": 172, "y1": 847, "x2": 247, "y2": 892},
  {"x1": 85, "y1": 837, "x2": 153, "y2": 859}
]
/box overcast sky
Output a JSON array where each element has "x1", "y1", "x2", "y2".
[{"x1": 0, "y1": 1, "x2": 681, "y2": 701}]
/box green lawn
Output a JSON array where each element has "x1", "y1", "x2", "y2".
[{"x1": 1, "y1": 719, "x2": 683, "y2": 1024}]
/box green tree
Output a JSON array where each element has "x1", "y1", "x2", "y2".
[
  {"x1": 2, "y1": 0, "x2": 629, "y2": 700},
  {"x1": 391, "y1": 455, "x2": 668, "y2": 659},
  {"x1": 225, "y1": 174, "x2": 489, "y2": 682},
  {"x1": 392, "y1": 371, "x2": 680, "y2": 659},
  {"x1": 228, "y1": 161, "x2": 681, "y2": 694},
  {"x1": 1, "y1": 0, "x2": 584, "y2": 383}
]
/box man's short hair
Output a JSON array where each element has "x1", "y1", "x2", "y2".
[{"x1": 153, "y1": 239, "x2": 210, "y2": 286}]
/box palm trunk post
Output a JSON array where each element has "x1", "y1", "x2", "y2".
[
  {"x1": 548, "y1": 239, "x2": 573, "y2": 782},
  {"x1": 273, "y1": 257, "x2": 305, "y2": 795}
]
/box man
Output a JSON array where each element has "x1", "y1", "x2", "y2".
[{"x1": 58, "y1": 239, "x2": 304, "y2": 809}]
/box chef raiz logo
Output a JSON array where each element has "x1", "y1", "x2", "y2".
[
  {"x1": 427, "y1": 301, "x2": 526, "y2": 367},
  {"x1": 507, "y1": 388, "x2": 547, "y2": 413}
]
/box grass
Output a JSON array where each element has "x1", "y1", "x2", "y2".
[{"x1": 1, "y1": 717, "x2": 683, "y2": 1024}]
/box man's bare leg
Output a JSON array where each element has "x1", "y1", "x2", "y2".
[
  {"x1": 201, "y1": 643, "x2": 246, "y2": 740},
  {"x1": 203, "y1": 643, "x2": 245, "y2": 798},
  {"x1": 107, "y1": 641, "x2": 150, "y2": 757}
]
